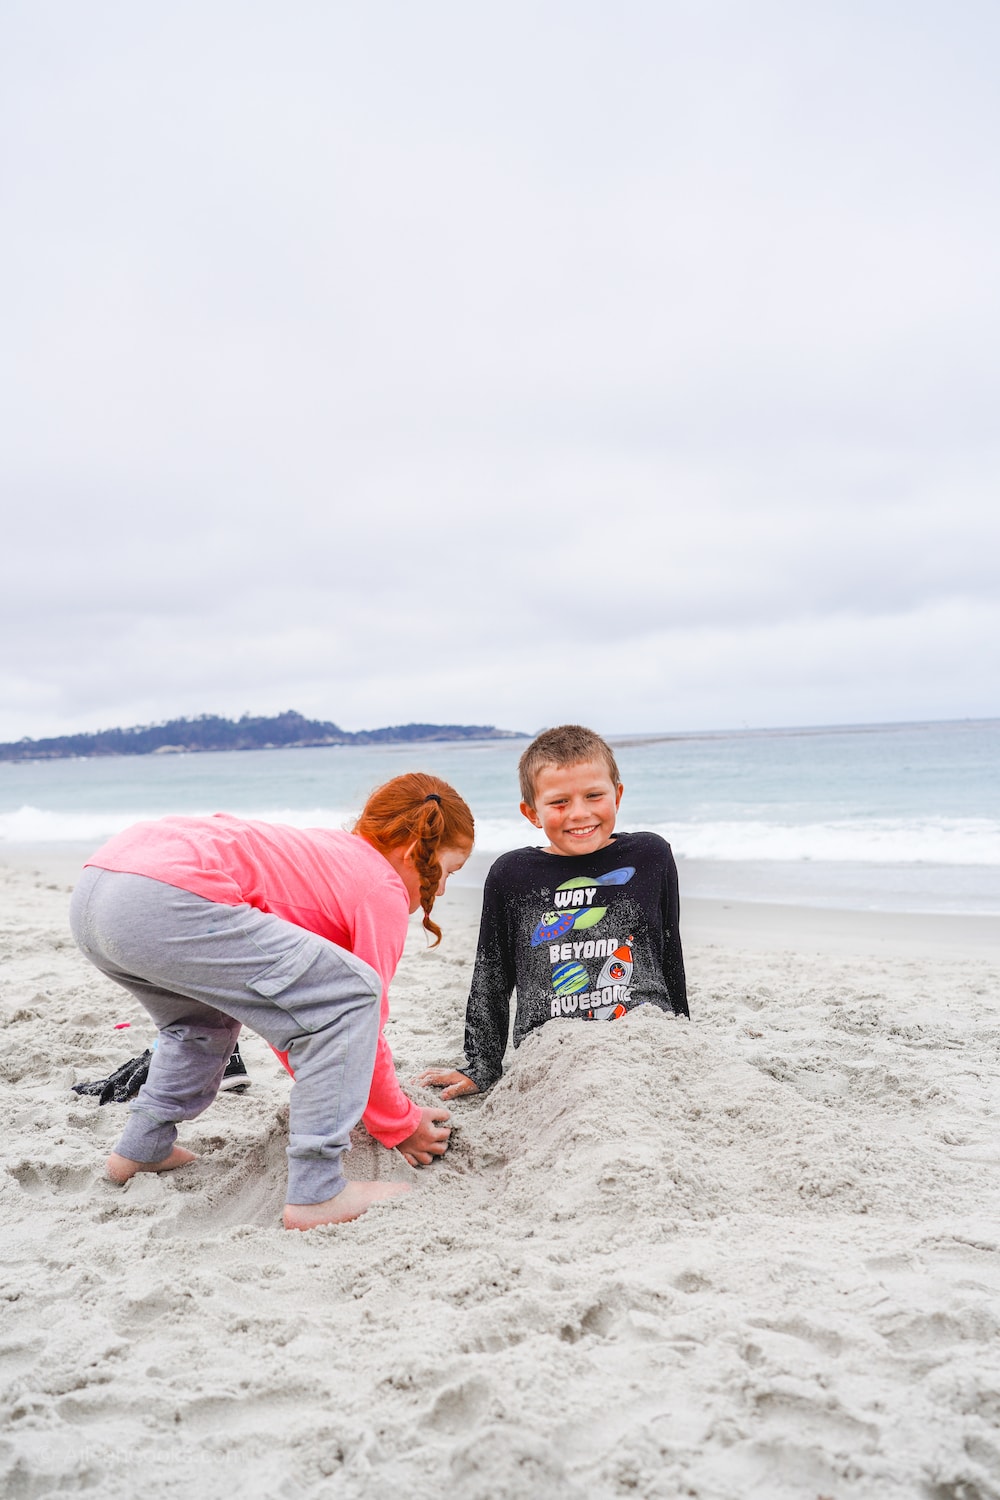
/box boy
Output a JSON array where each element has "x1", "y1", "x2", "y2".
[{"x1": 419, "y1": 725, "x2": 688, "y2": 1099}]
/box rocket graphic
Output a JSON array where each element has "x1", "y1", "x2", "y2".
[{"x1": 595, "y1": 935, "x2": 633, "y2": 989}]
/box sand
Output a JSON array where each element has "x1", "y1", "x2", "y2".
[{"x1": 2, "y1": 854, "x2": 999, "y2": 1500}]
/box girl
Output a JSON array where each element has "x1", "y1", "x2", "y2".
[{"x1": 69, "y1": 773, "x2": 474, "y2": 1230}]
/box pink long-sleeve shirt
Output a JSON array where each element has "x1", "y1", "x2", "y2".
[{"x1": 85, "y1": 813, "x2": 421, "y2": 1148}]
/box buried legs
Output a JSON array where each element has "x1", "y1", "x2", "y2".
[{"x1": 69, "y1": 868, "x2": 411, "y2": 1226}]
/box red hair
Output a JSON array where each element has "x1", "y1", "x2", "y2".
[{"x1": 354, "y1": 772, "x2": 474, "y2": 945}]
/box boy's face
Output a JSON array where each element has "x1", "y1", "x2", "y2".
[{"x1": 520, "y1": 758, "x2": 623, "y2": 857}]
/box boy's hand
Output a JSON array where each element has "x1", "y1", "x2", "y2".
[
  {"x1": 416, "y1": 1067, "x2": 480, "y2": 1101},
  {"x1": 396, "y1": 1106, "x2": 452, "y2": 1168}
]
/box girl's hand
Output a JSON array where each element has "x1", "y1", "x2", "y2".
[
  {"x1": 397, "y1": 1106, "x2": 452, "y2": 1167},
  {"x1": 416, "y1": 1067, "x2": 480, "y2": 1101}
]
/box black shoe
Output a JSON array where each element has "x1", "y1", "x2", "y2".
[
  {"x1": 219, "y1": 1044, "x2": 251, "y2": 1093},
  {"x1": 72, "y1": 1050, "x2": 151, "y2": 1105}
]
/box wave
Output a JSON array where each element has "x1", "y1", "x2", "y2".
[
  {"x1": 662, "y1": 817, "x2": 1000, "y2": 866},
  {"x1": 475, "y1": 815, "x2": 1000, "y2": 866},
  {"x1": 3, "y1": 805, "x2": 999, "y2": 867},
  {"x1": 0, "y1": 805, "x2": 356, "y2": 844}
]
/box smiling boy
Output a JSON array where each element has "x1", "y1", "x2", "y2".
[{"x1": 420, "y1": 725, "x2": 688, "y2": 1098}]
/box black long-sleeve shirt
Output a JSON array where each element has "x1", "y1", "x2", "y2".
[{"x1": 462, "y1": 831, "x2": 688, "y2": 1091}]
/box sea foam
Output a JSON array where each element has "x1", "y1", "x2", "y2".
[
  {"x1": 4, "y1": 804, "x2": 999, "y2": 867},
  {"x1": 0, "y1": 805, "x2": 355, "y2": 844}
]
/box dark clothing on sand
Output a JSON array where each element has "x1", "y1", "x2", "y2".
[{"x1": 462, "y1": 831, "x2": 688, "y2": 1091}]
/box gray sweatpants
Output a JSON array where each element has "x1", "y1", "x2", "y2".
[{"x1": 69, "y1": 867, "x2": 382, "y2": 1204}]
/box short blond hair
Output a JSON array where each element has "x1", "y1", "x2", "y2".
[{"x1": 518, "y1": 725, "x2": 620, "y2": 808}]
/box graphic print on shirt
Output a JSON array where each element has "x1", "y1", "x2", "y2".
[
  {"x1": 529, "y1": 867, "x2": 635, "y2": 945},
  {"x1": 595, "y1": 936, "x2": 634, "y2": 990},
  {"x1": 535, "y1": 867, "x2": 637, "y2": 1021}
]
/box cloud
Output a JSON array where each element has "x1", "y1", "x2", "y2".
[{"x1": 1, "y1": 1, "x2": 998, "y2": 740}]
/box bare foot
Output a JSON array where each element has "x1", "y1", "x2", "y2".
[
  {"x1": 283, "y1": 1179, "x2": 412, "y2": 1231},
  {"x1": 105, "y1": 1146, "x2": 197, "y2": 1184}
]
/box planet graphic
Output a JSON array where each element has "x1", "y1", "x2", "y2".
[{"x1": 551, "y1": 961, "x2": 590, "y2": 995}]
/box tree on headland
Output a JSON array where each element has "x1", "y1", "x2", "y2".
[{"x1": 0, "y1": 711, "x2": 523, "y2": 762}]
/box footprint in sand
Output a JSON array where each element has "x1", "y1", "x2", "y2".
[{"x1": 9, "y1": 1161, "x2": 94, "y2": 1197}]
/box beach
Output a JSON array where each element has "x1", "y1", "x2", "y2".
[{"x1": 2, "y1": 851, "x2": 999, "y2": 1499}]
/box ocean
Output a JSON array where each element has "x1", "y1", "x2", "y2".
[{"x1": 1, "y1": 719, "x2": 998, "y2": 915}]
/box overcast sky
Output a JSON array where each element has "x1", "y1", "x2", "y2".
[{"x1": 2, "y1": 1, "x2": 998, "y2": 741}]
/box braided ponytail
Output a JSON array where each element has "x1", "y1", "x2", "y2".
[{"x1": 354, "y1": 772, "x2": 474, "y2": 945}]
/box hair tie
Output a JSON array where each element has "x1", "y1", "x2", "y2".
[{"x1": 424, "y1": 793, "x2": 441, "y2": 804}]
